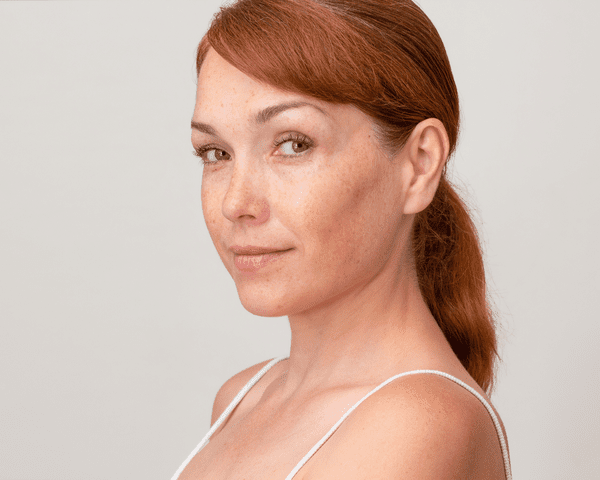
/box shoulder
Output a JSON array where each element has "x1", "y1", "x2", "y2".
[
  {"x1": 313, "y1": 373, "x2": 504, "y2": 480},
  {"x1": 210, "y1": 357, "x2": 278, "y2": 427}
]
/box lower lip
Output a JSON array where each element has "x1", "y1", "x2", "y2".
[{"x1": 233, "y1": 249, "x2": 293, "y2": 273}]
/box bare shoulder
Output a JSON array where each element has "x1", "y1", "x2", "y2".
[
  {"x1": 311, "y1": 373, "x2": 506, "y2": 480},
  {"x1": 210, "y1": 358, "x2": 278, "y2": 427}
]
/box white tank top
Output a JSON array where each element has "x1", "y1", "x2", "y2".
[{"x1": 171, "y1": 356, "x2": 512, "y2": 480}]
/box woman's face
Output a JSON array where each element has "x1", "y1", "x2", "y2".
[{"x1": 192, "y1": 49, "x2": 414, "y2": 317}]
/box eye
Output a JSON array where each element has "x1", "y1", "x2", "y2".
[
  {"x1": 274, "y1": 133, "x2": 314, "y2": 157},
  {"x1": 193, "y1": 145, "x2": 231, "y2": 165}
]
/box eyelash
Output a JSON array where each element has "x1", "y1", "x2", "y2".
[{"x1": 192, "y1": 133, "x2": 314, "y2": 166}]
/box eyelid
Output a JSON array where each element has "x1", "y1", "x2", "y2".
[
  {"x1": 273, "y1": 132, "x2": 315, "y2": 157},
  {"x1": 193, "y1": 143, "x2": 230, "y2": 165}
]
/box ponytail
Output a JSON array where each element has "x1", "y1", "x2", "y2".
[{"x1": 413, "y1": 177, "x2": 497, "y2": 392}]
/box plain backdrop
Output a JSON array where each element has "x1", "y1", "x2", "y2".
[{"x1": 1, "y1": 1, "x2": 598, "y2": 479}]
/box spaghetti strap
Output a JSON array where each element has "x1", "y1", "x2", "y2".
[
  {"x1": 284, "y1": 369, "x2": 512, "y2": 480},
  {"x1": 171, "y1": 359, "x2": 512, "y2": 480},
  {"x1": 170, "y1": 356, "x2": 288, "y2": 480}
]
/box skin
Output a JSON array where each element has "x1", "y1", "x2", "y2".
[{"x1": 186, "y1": 48, "x2": 508, "y2": 479}]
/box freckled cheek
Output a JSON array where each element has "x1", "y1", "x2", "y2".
[
  {"x1": 201, "y1": 183, "x2": 225, "y2": 237},
  {"x1": 291, "y1": 175, "x2": 369, "y2": 255},
  {"x1": 274, "y1": 179, "x2": 312, "y2": 214}
]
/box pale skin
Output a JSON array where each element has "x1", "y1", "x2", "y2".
[{"x1": 181, "y1": 47, "x2": 509, "y2": 479}]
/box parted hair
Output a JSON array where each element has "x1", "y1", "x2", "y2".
[{"x1": 196, "y1": 0, "x2": 499, "y2": 393}]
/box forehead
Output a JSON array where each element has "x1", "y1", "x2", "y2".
[
  {"x1": 194, "y1": 49, "x2": 360, "y2": 124},
  {"x1": 198, "y1": 50, "x2": 300, "y2": 109}
]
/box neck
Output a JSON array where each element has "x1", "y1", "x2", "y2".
[{"x1": 279, "y1": 257, "x2": 448, "y2": 399}]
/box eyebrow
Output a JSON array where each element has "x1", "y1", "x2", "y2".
[{"x1": 191, "y1": 101, "x2": 328, "y2": 136}]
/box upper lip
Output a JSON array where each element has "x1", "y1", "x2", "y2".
[{"x1": 230, "y1": 245, "x2": 293, "y2": 255}]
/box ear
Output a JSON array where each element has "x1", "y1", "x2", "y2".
[{"x1": 398, "y1": 118, "x2": 450, "y2": 215}]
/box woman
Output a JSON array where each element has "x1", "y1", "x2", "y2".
[{"x1": 174, "y1": 0, "x2": 511, "y2": 478}]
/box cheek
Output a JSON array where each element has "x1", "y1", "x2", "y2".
[
  {"x1": 201, "y1": 178, "x2": 223, "y2": 241},
  {"x1": 293, "y1": 152, "x2": 386, "y2": 258}
]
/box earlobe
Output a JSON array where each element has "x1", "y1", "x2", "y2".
[{"x1": 401, "y1": 118, "x2": 450, "y2": 215}]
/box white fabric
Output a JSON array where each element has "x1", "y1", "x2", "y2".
[{"x1": 172, "y1": 356, "x2": 512, "y2": 480}]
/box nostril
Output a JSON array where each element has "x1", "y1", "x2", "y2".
[{"x1": 222, "y1": 178, "x2": 270, "y2": 225}]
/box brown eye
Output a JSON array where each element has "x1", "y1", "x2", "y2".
[
  {"x1": 280, "y1": 140, "x2": 310, "y2": 155},
  {"x1": 195, "y1": 147, "x2": 231, "y2": 164},
  {"x1": 276, "y1": 134, "x2": 314, "y2": 157},
  {"x1": 213, "y1": 149, "x2": 230, "y2": 161}
]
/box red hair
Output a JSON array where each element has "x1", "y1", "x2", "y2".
[{"x1": 196, "y1": 0, "x2": 498, "y2": 392}]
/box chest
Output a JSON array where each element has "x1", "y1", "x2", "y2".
[{"x1": 176, "y1": 390, "x2": 364, "y2": 480}]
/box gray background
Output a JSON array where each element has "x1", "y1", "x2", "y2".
[{"x1": 1, "y1": 1, "x2": 598, "y2": 479}]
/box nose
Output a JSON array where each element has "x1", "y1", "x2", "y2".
[{"x1": 221, "y1": 158, "x2": 270, "y2": 226}]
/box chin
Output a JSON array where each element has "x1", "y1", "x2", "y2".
[
  {"x1": 236, "y1": 281, "x2": 329, "y2": 318},
  {"x1": 236, "y1": 285, "x2": 291, "y2": 317},
  {"x1": 235, "y1": 279, "x2": 288, "y2": 317}
]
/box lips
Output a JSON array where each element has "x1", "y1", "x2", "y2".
[
  {"x1": 230, "y1": 245, "x2": 292, "y2": 255},
  {"x1": 230, "y1": 246, "x2": 294, "y2": 273}
]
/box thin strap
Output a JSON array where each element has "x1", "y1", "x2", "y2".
[
  {"x1": 170, "y1": 356, "x2": 288, "y2": 480},
  {"x1": 285, "y1": 369, "x2": 511, "y2": 480}
]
